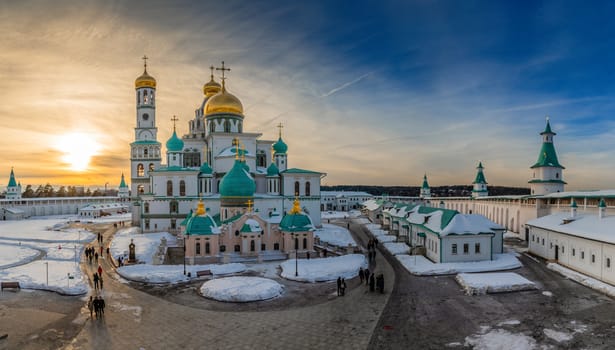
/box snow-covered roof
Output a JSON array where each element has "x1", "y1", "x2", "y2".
[
  {"x1": 3, "y1": 207, "x2": 24, "y2": 214},
  {"x1": 527, "y1": 211, "x2": 615, "y2": 244},
  {"x1": 79, "y1": 203, "x2": 128, "y2": 211},
  {"x1": 321, "y1": 191, "x2": 373, "y2": 198},
  {"x1": 540, "y1": 190, "x2": 615, "y2": 199},
  {"x1": 362, "y1": 199, "x2": 382, "y2": 211}
]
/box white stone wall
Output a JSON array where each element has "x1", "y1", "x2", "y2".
[{"x1": 440, "y1": 235, "x2": 493, "y2": 263}]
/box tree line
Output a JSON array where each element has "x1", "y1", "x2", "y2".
[
  {"x1": 18, "y1": 184, "x2": 117, "y2": 198},
  {"x1": 322, "y1": 185, "x2": 530, "y2": 197}
]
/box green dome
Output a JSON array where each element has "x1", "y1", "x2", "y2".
[
  {"x1": 280, "y1": 212, "x2": 313, "y2": 232},
  {"x1": 219, "y1": 159, "x2": 255, "y2": 198},
  {"x1": 185, "y1": 213, "x2": 218, "y2": 235},
  {"x1": 199, "y1": 162, "x2": 213, "y2": 175},
  {"x1": 273, "y1": 137, "x2": 288, "y2": 154},
  {"x1": 266, "y1": 162, "x2": 279, "y2": 176},
  {"x1": 166, "y1": 130, "x2": 184, "y2": 152}
]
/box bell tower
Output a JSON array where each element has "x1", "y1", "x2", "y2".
[{"x1": 130, "y1": 55, "x2": 162, "y2": 197}]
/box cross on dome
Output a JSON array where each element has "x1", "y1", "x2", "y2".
[
  {"x1": 209, "y1": 65, "x2": 215, "y2": 80},
  {"x1": 171, "y1": 115, "x2": 179, "y2": 131},
  {"x1": 142, "y1": 55, "x2": 149, "y2": 70},
  {"x1": 277, "y1": 122, "x2": 284, "y2": 138},
  {"x1": 216, "y1": 61, "x2": 231, "y2": 90}
]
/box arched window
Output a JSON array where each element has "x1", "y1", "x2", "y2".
[
  {"x1": 305, "y1": 182, "x2": 311, "y2": 196},
  {"x1": 234, "y1": 245, "x2": 241, "y2": 252},
  {"x1": 167, "y1": 180, "x2": 173, "y2": 196},
  {"x1": 137, "y1": 185, "x2": 144, "y2": 194},
  {"x1": 294, "y1": 238, "x2": 299, "y2": 250},
  {"x1": 303, "y1": 238, "x2": 307, "y2": 249},
  {"x1": 149, "y1": 163, "x2": 155, "y2": 171},
  {"x1": 180, "y1": 180, "x2": 186, "y2": 196},
  {"x1": 137, "y1": 164, "x2": 144, "y2": 177},
  {"x1": 144, "y1": 148, "x2": 148, "y2": 157},
  {"x1": 274, "y1": 243, "x2": 280, "y2": 250},
  {"x1": 196, "y1": 242, "x2": 201, "y2": 255},
  {"x1": 294, "y1": 181, "x2": 300, "y2": 196},
  {"x1": 144, "y1": 203, "x2": 149, "y2": 214},
  {"x1": 209, "y1": 121, "x2": 215, "y2": 133},
  {"x1": 205, "y1": 242, "x2": 210, "y2": 254},
  {"x1": 238, "y1": 122, "x2": 242, "y2": 133},
  {"x1": 169, "y1": 201, "x2": 178, "y2": 213},
  {"x1": 220, "y1": 245, "x2": 226, "y2": 252},
  {"x1": 250, "y1": 240, "x2": 255, "y2": 252},
  {"x1": 224, "y1": 120, "x2": 231, "y2": 132},
  {"x1": 257, "y1": 151, "x2": 266, "y2": 167}
]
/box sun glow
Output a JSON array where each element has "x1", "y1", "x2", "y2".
[{"x1": 54, "y1": 133, "x2": 101, "y2": 171}]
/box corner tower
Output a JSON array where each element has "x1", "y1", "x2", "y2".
[
  {"x1": 471, "y1": 162, "x2": 488, "y2": 198},
  {"x1": 130, "y1": 56, "x2": 162, "y2": 197},
  {"x1": 529, "y1": 118, "x2": 565, "y2": 195},
  {"x1": 420, "y1": 174, "x2": 430, "y2": 198}
]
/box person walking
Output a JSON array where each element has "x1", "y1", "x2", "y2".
[
  {"x1": 341, "y1": 278, "x2": 347, "y2": 296},
  {"x1": 87, "y1": 296, "x2": 94, "y2": 319},
  {"x1": 336, "y1": 277, "x2": 342, "y2": 296},
  {"x1": 99, "y1": 246, "x2": 103, "y2": 256},
  {"x1": 99, "y1": 275, "x2": 104, "y2": 289},
  {"x1": 94, "y1": 296, "x2": 101, "y2": 318},
  {"x1": 369, "y1": 273, "x2": 376, "y2": 292},
  {"x1": 94, "y1": 252, "x2": 98, "y2": 263},
  {"x1": 97, "y1": 264, "x2": 103, "y2": 277},
  {"x1": 93, "y1": 273, "x2": 99, "y2": 290},
  {"x1": 99, "y1": 296, "x2": 105, "y2": 316},
  {"x1": 377, "y1": 274, "x2": 384, "y2": 293},
  {"x1": 106, "y1": 246, "x2": 110, "y2": 257},
  {"x1": 364, "y1": 268, "x2": 370, "y2": 286},
  {"x1": 359, "y1": 267, "x2": 364, "y2": 283}
]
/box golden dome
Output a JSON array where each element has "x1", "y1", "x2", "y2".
[
  {"x1": 135, "y1": 68, "x2": 156, "y2": 89},
  {"x1": 204, "y1": 88, "x2": 244, "y2": 116},
  {"x1": 203, "y1": 77, "x2": 221, "y2": 97}
]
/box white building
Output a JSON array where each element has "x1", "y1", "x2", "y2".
[
  {"x1": 527, "y1": 199, "x2": 615, "y2": 285},
  {"x1": 5, "y1": 168, "x2": 21, "y2": 200},
  {"x1": 129, "y1": 61, "x2": 325, "y2": 233},
  {"x1": 320, "y1": 191, "x2": 373, "y2": 211}
]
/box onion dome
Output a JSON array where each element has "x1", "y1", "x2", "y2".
[
  {"x1": 166, "y1": 130, "x2": 184, "y2": 152},
  {"x1": 135, "y1": 68, "x2": 156, "y2": 89},
  {"x1": 219, "y1": 159, "x2": 255, "y2": 199},
  {"x1": 279, "y1": 197, "x2": 314, "y2": 232},
  {"x1": 204, "y1": 86, "x2": 244, "y2": 117},
  {"x1": 203, "y1": 77, "x2": 221, "y2": 97},
  {"x1": 184, "y1": 200, "x2": 218, "y2": 235},
  {"x1": 272, "y1": 137, "x2": 288, "y2": 154},
  {"x1": 199, "y1": 162, "x2": 213, "y2": 175},
  {"x1": 266, "y1": 162, "x2": 279, "y2": 176}
]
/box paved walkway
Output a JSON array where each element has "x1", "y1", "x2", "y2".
[{"x1": 64, "y1": 221, "x2": 395, "y2": 350}]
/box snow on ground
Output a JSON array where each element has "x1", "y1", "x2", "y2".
[
  {"x1": 280, "y1": 254, "x2": 368, "y2": 282},
  {"x1": 314, "y1": 224, "x2": 357, "y2": 247},
  {"x1": 382, "y1": 242, "x2": 410, "y2": 255},
  {"x1": 497, "y1": 320, "x2": 521, "y2": 326},
  {"x1": 110, "y1": 228, "x2": 177, "y2": 265},
  {"x1": 377, "y1": 235, "x2": 397, "y2": 243},
  {"x1": 464, "y1": 328, "x2": 537, "y2": 350},
  {"x1": 84, "y1": 213, "x2": 131, "y2": 224},
  {"x1": 542, "y1": 291, "x2": 553, "y2": 297},
  {"x1": 116, "y1": 263, "x2": 246, "y2": 284},
  {"x1": 0, "y1": 260, "x2": 88, "y2": 295},
  {"x1": 396, "y1": 253, "x2": 522, "y2": 276},
  {"x1": 353, "y1": 218, "x2": 370, "y2": 225},
  {"x1": 200, "y1": 276, "x2": 284, "y2": 302},
  {"x1": 246, "y1": 261, "x2": 281, "y2": 279},
  {"x1": 543, "y1": 328, "x2": 573, "y2": 343},
  {"x1": 456, "y1": 272, "x2": 536, "y2": 295},
  {"x1": 320, "y1": 210, "x2": 361, "y2": 219},
  {"x1": 0, "y1": 244, "x2": 40, "y2": 268},
  {"x1": 547, "y1": 262, "x2": 615, "y2": 298},
  {"x1": 0, "y1": 217, "x2": 97, "y2": 295}
]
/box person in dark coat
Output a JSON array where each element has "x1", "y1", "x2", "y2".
[
  {"x1": 364, "y1": 268, "x2": 370, "y2": 286},
  {"x1": 87, "y1": 296, "x2": 94, "y2": 318},
  {"x1": 341, "y1": 278, "x2": 347, "y2": 296},
  {"x1": 336, "y1": 277, "x2": 342, "y2": 296},
  {"x1": 99, "y1": 296, "x2": 105, "y2": 315},
  {"x1": 93, "y1": 296, "x2": 100, "y2": 318},
  {"x1": 359, "y1": 267, "x2": 364, "y2": 282},
  {"x1": 99, "y1": 275, "x2": 103, "y2": 289},
  {"x1": 377, "y1": 274, "x2": 384, "y2": 293},
  {"x1": 369, "y1": 273, "x2": 375, "y2": 292},
  {"x1": 93, "y1": 273, "x2": 99, "y2": 290}
]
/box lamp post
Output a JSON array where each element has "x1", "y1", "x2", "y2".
[
  {"x1": 44, "y1": 261, "x2": 48, "y2": 286},
  {"x1": 104, "y1": 182, "x2": 109, "y2": 196},
  {"x1": 183, "y1": 236, "x2": 187, "y2": 276},
  {"x1": 295, "y1": 236, "x2": 298, "y2": 277}
]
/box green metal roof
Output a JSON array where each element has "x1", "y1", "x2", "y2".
[
  {"x1": 166, "y1": 130, "x2": 184, "y2": 152},
  {"x1": 570, "y1": 199, "x2": 578, "y2": 208},
  {"x1": 131, "y1": 140, "x2": 160, "y2": 145},
  {"x1": 266, "y1": 162, "x2": 279, "y2": 176},
  {"x1": 599, "y1": 198, "x2": 607, "y2": 208},
  {"x1": 8, "y1": 168, "x2": 17, "y2": 187},
  {"x1": 222, "y1": 212, "x2": 243, "y2": 224},
  {"x1": 472, "y1": 162, "x2": 487, "y2": 184},
  {"x1": 417, "y1": 206, "x2": 459, "y2": 230},
  {"x1": 219, "y1": 160, "x2": 255, "y2": 198},
  {"x1": 119, "y1": 173, "x2": 128, "y2": 188},
  {"x1": 279, "y1": 212, "x2": 313, "y2": 232},
  {"x1": 199, "y1": 162, "x2": 213, "y2": 175},
  {"x1": 421, "y1": 174, "x2": 429, "y2": 189},
  {"x1": 530, "y1": 142, "x2": 564, "y2": 169},
  {"x1": 528, "y1": 179, "x2": 567, "y2": 184},
  {"x1": 541, "y1": 120, "x2": 555, "y2": 135},
  {"x1": 273, "y1": 137, "x2": 288, "y2": 154},
  {"x1": 185, "y1": 213, "x2": 217, "y2": 235}
]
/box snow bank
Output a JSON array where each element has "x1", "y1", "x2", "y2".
[
  {"x1": 200, "y1": 276, "x2": 283, "y2": 302},
  {"x1": 280, "y1": 254, "x2": 367, "y2": 282},
  {"x1": 464, "y1": 328, "x2": 537, "y2": 350},
  {"x1": 116, "y1": 263, "x2": 246, "y2": 284},
  {"x1": 0, "y1": 260, "x2": 88, "y2": 295},
  {"x1": 396, "y1": 253, "x2": 522, "y2": 276},
  {"x1": 110, "y1": 231, "x2": 177, "y2": 265},
  {"x1": 382, "y1": 242, "x2": 409, "y2": 255},
  {"x1": 314, "y1": 224, "x2": 357, "y2": 247},
  {"x1": 547, "y1": 262, "x2": 615, "y2": 298},
  {"x1": 456, "y1": 272, "x2": 536, "y2": 295},
  {"x1": 0, "y1": 244, "x2": 40, "y2": 269},
  {"x1": 377, "y1": 235, "x2": 397, "y2": 243}
]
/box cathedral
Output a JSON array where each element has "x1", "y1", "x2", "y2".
[{"x1": 129, "y1": 59, "x2": 324, "y2": 261}]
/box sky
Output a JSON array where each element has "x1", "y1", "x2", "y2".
[{"x1": 1, "y1": 0, "x2": 615, "y2": 190}]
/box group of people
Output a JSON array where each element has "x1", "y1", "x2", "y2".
[
  {"x1": 336, "y1": 277, "x2": 347, "y2": 296},
  {"x1": 87, "y1": 295, "x2": 106, "y2": 319},
  {"x1": 84, "y1": 246, "x2": 99, "y2": 264},
  {"x1": 358, "y1": 267, "x2": 384, "y2": 293},
  {"x1": 93, "y1": 265, "x2": 104, "y2": 290},
  {"x1": 366, "y1": 238, "x2": 378, "y2": 261}
]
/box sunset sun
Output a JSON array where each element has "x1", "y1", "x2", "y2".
[{"x1": 54, "y1": 132, "x2": 101, "y2": 171}]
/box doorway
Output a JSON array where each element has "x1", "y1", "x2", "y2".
[{"x1": 555, "y1": 245, "x2": 559, "y2": 261}]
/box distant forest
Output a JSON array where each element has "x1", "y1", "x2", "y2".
[{"x1": 321, "y1": 185, "x2": 530, "y2": 197}]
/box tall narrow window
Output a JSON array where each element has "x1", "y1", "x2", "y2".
[
  {"x1": 196, "y1": 242, "x2": 201, "y2": 255},
  {"x1": 250, "y1": 240, "x2": 255, "y2": 252},
  {"x1": 463, "y1": 243, "x2": 469, "y2": 254},
  {"x1": 294, "y1": 181, "x2": 300, "y2": 196},
  {"x1": 167, "y1": 180, "x2": 173, "y2": 196},
  {"x1": 205, "y1": 242, "x2": 210, "y2": 254},
  {"x1": 179, "y1": 180, "x2": 186, "y2": 196},
  {"x1": 144, "y1": 203, "x2": 149, "y2": 214},
  {"x1": 169, "y1": 201, "x2": 178, "y2": 213},
  {"x1": 137, "y1": 185, "x2": 144, "y2": 194},
  {"x1": 452, "y1": 244, "x2": 458, "y2": 255},
  {"x1": 303, "y1": 238, "x2": 307, "y2": 249},
  {"x1": 608, "y1": 258, "x2": 611, "y2": 268},
  {"x1": 224, "y1": 120, "x2": 231, "y2": 132},
  {"x1": 144, "y1": 148, "x2": 148, "y2": 157},
  {"x1": 149, "y1": 163, "x2": 155, "y2": 172},
  {"x1": 137, "y1": 164, "x2": 144, "y2": 177},
  {"x1": 475, "y1": 243, "x2": 480, "y2": 254},
  {"x1": 305, "y1": 182, "x2": 311, "y2": 196}
]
